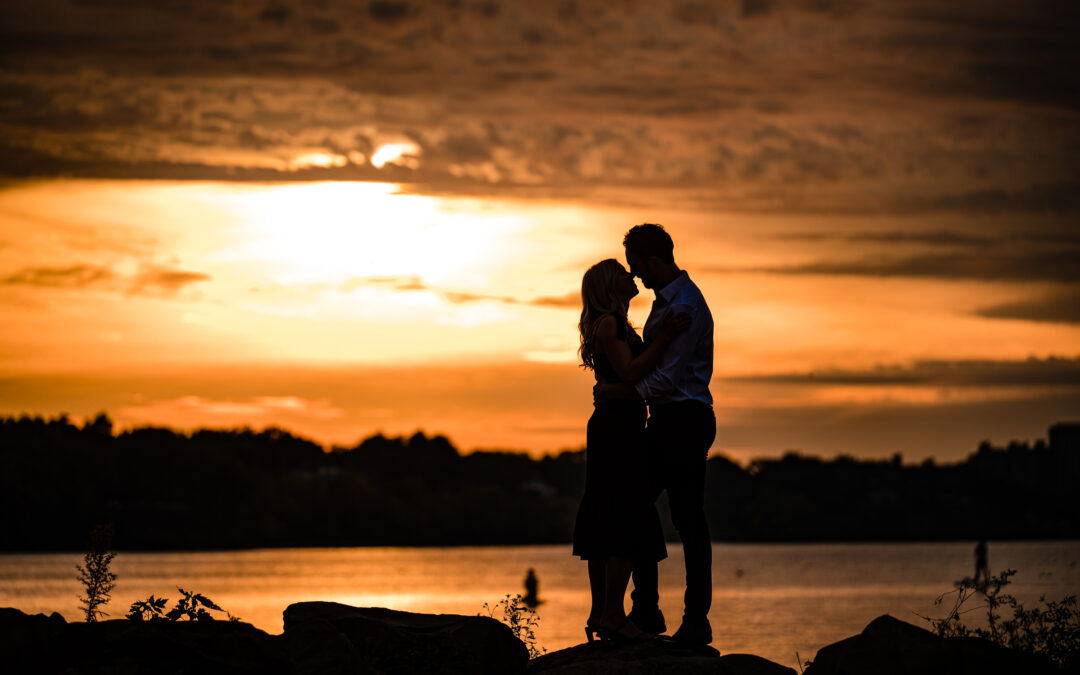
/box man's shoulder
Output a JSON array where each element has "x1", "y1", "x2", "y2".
[{"x1": 671, "y1": 275, "x2": 710, "y2": 309}]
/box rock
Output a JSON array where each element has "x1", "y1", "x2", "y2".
[
  {"x1": 282, "y1": 614, "x2": 380, "y2": 675},
  {"x1": 63, "y1": 617, "x2": 290, "y2": 675},
  {"x1": 804, "y1": 614, "x2": 1060, "y2": 675},
  {"x1": 0, "y1": 607, "x2": 286, "y2": 675},
  {"x1": 283, "y1": 601, "x2": 529, "y2": 675},
  {"x1": 528, "y1": 640, "x2": 797, "y2": 675},
  {"x1": 0, "y1": 607, "x2": 67, "y2": 673}
]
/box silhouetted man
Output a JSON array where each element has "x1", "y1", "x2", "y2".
[
  {"x1": 523, "y1": 568, "x2": 539, "y2": 607},
  {"x1": 621, "y1": 223, "x2": 716, "y2": 647}
]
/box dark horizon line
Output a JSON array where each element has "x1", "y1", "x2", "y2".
[
  {"x1": 4, "y1": 410, "x2": 1065, "y2": 467},
  {"x1": 9, "y1": 535, "x2": 1080, "y2": 557}
]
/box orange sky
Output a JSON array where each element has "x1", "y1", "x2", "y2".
[
  {"x1": 1, "y1": 1, "x2": 1078, "y2": 462},
  {"x1": 1, "y1": 179, "x2": 1077, "y2": 462}
]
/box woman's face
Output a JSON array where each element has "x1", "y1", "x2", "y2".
[{"x1": 614, "y1": 266, "x2": 639, "y2": 302}]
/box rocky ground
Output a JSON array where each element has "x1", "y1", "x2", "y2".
[{"x1": 0, "y1": 603, "x2": 1066, "y2": 674}]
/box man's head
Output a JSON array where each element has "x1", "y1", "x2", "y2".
[{"x1": 623, "y1": 223, "x2": 678, "y2": 289}]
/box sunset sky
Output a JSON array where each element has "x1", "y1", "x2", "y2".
[{"x1": 1, "y1": 0, "x2": 1077, "y2": 463}]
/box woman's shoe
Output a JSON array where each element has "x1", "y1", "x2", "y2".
[{"x1": 585, "y1": 620, "x2": 603, "y2": 644}]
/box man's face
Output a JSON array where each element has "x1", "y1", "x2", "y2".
[{"x1": 625, "y1": 249, "x2": 656, "y2": 289}]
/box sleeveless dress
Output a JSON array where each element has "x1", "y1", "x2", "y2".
[{"x1": 572, "y1": 319, "x2": 667, "y2": 562}]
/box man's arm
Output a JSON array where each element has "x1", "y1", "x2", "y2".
[
  {"x1": 593, "y1": 380, "x2": 639, "y2": 404},
  {"x1": 634, "y1": 302, "x2": 704, "y2": 401}
]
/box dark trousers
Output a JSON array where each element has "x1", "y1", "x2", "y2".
[{"x1": 632, "y1": 401, "x2": 716, "y2": 624}]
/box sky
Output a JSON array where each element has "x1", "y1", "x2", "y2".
[{"x1": 1, "y1": 0, "x2": 1078, "y2": 463}]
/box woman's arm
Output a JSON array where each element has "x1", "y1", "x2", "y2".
[{"x1": 594, "y1": 313, "x2": 690, "y2": 384}]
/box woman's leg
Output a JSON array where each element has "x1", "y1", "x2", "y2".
[
  {"x1": 600, "y1": 555, "x2": 633, "y2": 626},
  {"x1": 597, "y1": 556, "x2": 653, "y2": 638},
  {"x1": 587, "y1": 558, "x2": 605, "y2": 627}
]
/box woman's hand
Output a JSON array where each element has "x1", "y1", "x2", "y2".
[{"x1": 659, "y1": 311, "x2": 692, "y2": 342}]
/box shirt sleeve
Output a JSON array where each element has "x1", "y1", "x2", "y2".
[{"x1": 633, "y1": 301, "x2": 705, "y2": 401}]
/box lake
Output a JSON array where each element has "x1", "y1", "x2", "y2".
[{"x1": 2, "y1": 541, "x2": 1078, "y2": 668}]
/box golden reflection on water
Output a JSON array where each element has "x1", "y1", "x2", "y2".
[{"x1": 2, "y1": 542, "x2": 1078, "y2": 667}]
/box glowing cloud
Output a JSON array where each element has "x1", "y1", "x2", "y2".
[
  {"x1": 289, "y1": 152, "x2": 348, "y2": 171},
  {"x1": 371, "y1": 142, "x2": 421, "y2": 169}
]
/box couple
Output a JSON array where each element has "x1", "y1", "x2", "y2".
[{"x1": 573, "y1": 223, "x2": 716, "y2": 647}]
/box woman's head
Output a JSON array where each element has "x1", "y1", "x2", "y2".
[
  {"x1": 582, "y1": 258, "x2": 637, "y2": 312},
  {"x1": 578, "y1": 259, "x2": 637, "y2": 369}
]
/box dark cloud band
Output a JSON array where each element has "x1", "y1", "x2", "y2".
[{"x1": 724, "y1": 356, "x2": 1080, "y2": 388}]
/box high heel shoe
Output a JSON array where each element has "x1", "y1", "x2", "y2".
[
  {"x1": 585, "y1": 625, "x2": 598, "y2": 643},
  {"x1": 585, "y1": 620, "x2": 606, "y2": 644}
]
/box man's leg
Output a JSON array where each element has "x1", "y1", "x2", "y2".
[
  {"x1": 657, "y1": 403, "x2": 716, "y2": 641},
  {"x1": 629, "y1": 417, "x2": 668, "y2": 634}
]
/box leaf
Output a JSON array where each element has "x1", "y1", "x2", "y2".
[{"x1": 194, "y1": 593, "x2": 223, "y2": 611}]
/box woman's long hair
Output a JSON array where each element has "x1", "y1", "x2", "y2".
[{"x1": 578, "y1": 259, "x2": 632, "y2": 370}]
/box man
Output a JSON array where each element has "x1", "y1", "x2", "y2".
[{"x1": 613, "y1": 223, "x2": 716, "y2": 647}]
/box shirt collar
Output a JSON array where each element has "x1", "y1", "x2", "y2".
[{"x1": 655, "y1": 270, "x2": 689, "y2": 305}]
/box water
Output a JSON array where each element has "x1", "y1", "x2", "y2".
[{"x1": 2, "y1": 542, "x2": 1077, "y2": 668}]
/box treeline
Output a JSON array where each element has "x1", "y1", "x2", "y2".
[{"x1": 1, "y1": 414, "x2": 1077, "y2": 551}]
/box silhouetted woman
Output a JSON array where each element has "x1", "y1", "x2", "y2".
[{"x1": 573, "y1": 258, "x2": 688, "y2": 642}]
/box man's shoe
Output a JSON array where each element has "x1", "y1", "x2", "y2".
[
  {"x1": 628, "y1": 607, "x2": 666, "y2": 635},
  {"x1": 664, "y1": 620, "x2": 712, "y2": 647}
]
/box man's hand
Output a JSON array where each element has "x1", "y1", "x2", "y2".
[{"x1": 593, "y1": 379, "x2": 640, "y2": 404}]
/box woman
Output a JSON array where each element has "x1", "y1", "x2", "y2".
[{"x1": 572, "y1": 258, "x2": 689, "y2": 642}]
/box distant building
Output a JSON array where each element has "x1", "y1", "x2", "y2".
[{"x1": 1049, "y1": 423, "x2": 1080, "y2": 452}]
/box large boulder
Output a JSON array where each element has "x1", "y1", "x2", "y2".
[
  {"x1": 282, "y1": 601, "x2": 529, "y2": 675},
  {"x1": 528, "y1": 640, "x2": 797, "y2": 675},
  {"x1": 804, "y1": 614, "x2": 1059, "y2": 675},
  {"x1": 0, "y1": 607, "x2": 287, "y2": 675}
]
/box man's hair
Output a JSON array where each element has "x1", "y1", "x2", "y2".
[{"x1": 623, "y1": 223, "x2": 674, "y2": 264}]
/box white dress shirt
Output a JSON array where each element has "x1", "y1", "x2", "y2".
[{"x1": 634, "y1": 271, "x2": 714, "y2": 406}]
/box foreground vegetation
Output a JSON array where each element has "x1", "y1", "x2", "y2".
[
  {"x1": 3, "y1": 413, "x2": 1077, "y2": 550},
  {"x1": 922, "y1": 570, "x2": 1079, "y2": 670}
]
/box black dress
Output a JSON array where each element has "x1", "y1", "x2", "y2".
[{"x1": 572, "y1": 319, "x2": 667, "y2": 562}]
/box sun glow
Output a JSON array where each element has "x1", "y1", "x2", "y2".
[{"x1": 207, "y1": 182, "x2": 526, "y2": 287}]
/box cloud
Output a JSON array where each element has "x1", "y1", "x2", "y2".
[
  {"x1": 898, "y1": 5, "x2": 1080, "y2": 109},
  {"x1": 716, "y1": 388, "x2": 1080, "y2": 462},
  {"x1": 725, "y1": 356, "x2": 1080, "y2": 388},
  {"x1": 133, "y1": 265, "x2": 212, "y2": 293},
  {"x1": 720, "y1": 249, "x2": 1080, "y2": 282},
  {"x1": 2, "y1": 262, "x2": 210, "y2": 296},
  {"x1": 120, "y1": 394, "x2": 344, "y2": 421},
  {"x1": 975, "y1": 288, "x2": 1080, "y2": 325},
  {"x1": 338, "y1": 276, "x2": 577, "y2": 308},
  {"x1": 771, "y1": 230, "x2": 997, "y2": 247},
  {"x1": 367, "y1": 1, "x2": 411, "y2": 23},
  {"x1": 340, "y1": 276, "x2": 427, "y2": 292},
  {"x1": 528, "y1": 292, "x2": 579, "y2": 308},
  {"x1": 2, "y1": 264, "x2": 112, "y2": 289},
  {"x1": 442, "y1": 289, "x2": 579, "y2": 308},
  {"x1": 0, "y1": 0, "x2": 1077, "y2": 216}
]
